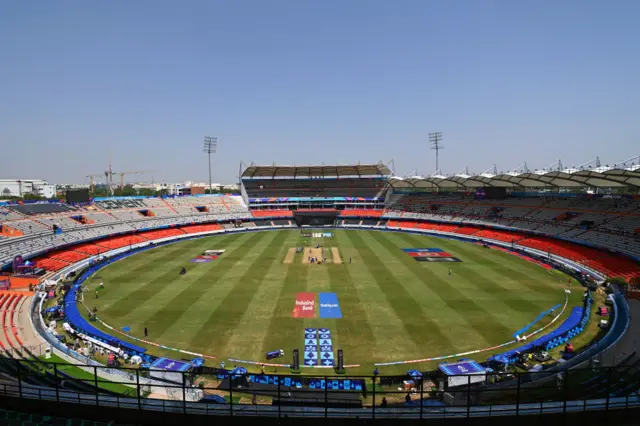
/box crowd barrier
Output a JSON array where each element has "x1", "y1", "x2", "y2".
[{"x1": 0, "y1": 356, "x2": 639, "y2": 420}]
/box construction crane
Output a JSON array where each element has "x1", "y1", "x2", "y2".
[
  {"x1": 118, "y1": 170, "x2": 154, "y2": 188},
  {"x1": 86, "y1": 174, "x2": 102, "y2": 192}
]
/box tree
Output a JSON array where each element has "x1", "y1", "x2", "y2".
[{"x1": 22, "y1": 193, "x2": 44, "y2": 201}]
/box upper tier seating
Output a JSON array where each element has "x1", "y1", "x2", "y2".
[
  {"x1": 385, "y1": 194, "x2": 640, "y2": 259},
  {"x1": 0, "y1": 207, "x2": 25, "y2": 220},
  {"x1": 243, "y1": 178, "x2": 386, "y2": 198},
  {"x1": 6, "y1": 203, "x2": 72, "y2": 216}
]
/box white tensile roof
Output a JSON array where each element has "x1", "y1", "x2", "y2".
[{"x1": 388, "y1": 164, "x2": 640, "y2": 189}]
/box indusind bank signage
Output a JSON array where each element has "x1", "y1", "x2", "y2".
[{"x1": 292, "y1": 292, "x2": 342, "y2": 318}]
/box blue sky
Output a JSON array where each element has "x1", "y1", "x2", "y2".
[{"x1": 1, "y1": 0, "x2": 638, "y2": 184}]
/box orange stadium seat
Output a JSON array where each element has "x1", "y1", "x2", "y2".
[
  {"x1": 415, "y1": 223, "x2": 441, "y2": 231},
  {"x1": 473, "y1": 229, "x2": 526, "y2": 243},
  {"x1": 72, "y1": 243, "x2": 108, "y2": 255},
  {"x1": 138, "y1": 229, "x2": 186, "y2": 240},
  {"x1": 451, "y1": 226, "x2": 482, "y2": 235},
  {"x1": 181, "y1": 224, "x2": 224, "y2": 234},
  {"x1": 340, "y1": 209, "x2": 383, "y2": 217},
  {"x1": 96, "y1": 235, "x2": 148, "y2": 250},
  {"x1": 251, "y1": 210, "x2": 294, "y2": 217},
  {"x1": 51, "y1": 251, "x2": 89, "y2": 263},
  {"x1": 35, "y1": 258, "x2": 68, "y2": 272}
]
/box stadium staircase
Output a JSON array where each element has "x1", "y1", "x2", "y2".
[
  {"x1": 219, "y1": 197, "x2": 231, "y2": 212},
  {"x1": 161, "y1": 198, "x2": 180, "y2": 214}
]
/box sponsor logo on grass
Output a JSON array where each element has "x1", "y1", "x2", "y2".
[
  {"x1": 319, "y1": 293, "x2": 342, "y2": 318},
  {"x1": 190, "y1": 255, "x2": 218, "y2": 263},
  {"x1": 292, "y1": 292, "x2": 316, "y2": 318},
  {"x1": 292, "y1": 293, "x2": 343, "y2": 318},
  {"x1": 402, "y1": 248, "x2": 462, "y2": 262}
]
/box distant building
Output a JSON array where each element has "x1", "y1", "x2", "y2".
[
  {"x1": 0, "y1": 179, "x2": 57, "y2": 199},
  {"x1": 57, "y1": 184, "x2": 90, "y2": 190}
]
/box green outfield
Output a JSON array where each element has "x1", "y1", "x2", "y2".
[{"x1": 81, "y1": 229, "x2": 585, "y2": 374}]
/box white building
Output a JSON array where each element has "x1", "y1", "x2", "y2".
[{"x1": 0, "y1": 179, "x2": 57, "y2": 199}]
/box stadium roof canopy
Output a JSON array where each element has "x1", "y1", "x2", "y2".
[
  {"x1": 388, "y1": 164, "x2": 640, "y2": 189},
  {"x1": 241, "y1": 163, "x2": 392, "y2": 179}
]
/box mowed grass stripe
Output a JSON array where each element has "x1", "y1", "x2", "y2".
[
  {"x1": 191, "y1": 231, "x2": 291, "y2": 355},
  {"x1": 225, "y1": 231, "x2": 301, "y2": 360},
  {"x1": 386, "y1": 231, "x2": 515, "y2": 343},
  {"x1": 435, "y1": 237, "x2": 563, "y2": 294},
  {"x1": 325, "y1": 247, "x2": 376, "y2": 365},
  {"x1": 335, "y1": 231, "x2": 422, "y2": 360},
  {"x1": 89, "y1": 237, "x2": 208, "y2": 307},
  {"x1": 147, "y1": 231, "x2": 271, "y2": 347},
  {"x1": 346, "y1": 231, "x2": 454, "y2": 358},
  {"x1": 363, "y1": 231, "x2": 493, "y2": 350},
  {"x1": 98, "y1": 236, "x2": 233, "y2": 318},
  {"x1": 411, "y1": 236, "x2": 554, "y2": 316},
  {"x1": 91, "y1": 241, "x2": 194, "y2": 283},
  {"x1": 261, "y1": 238, "x2": 310, "y2": 360},
  {"x1": 123, "y1": 232, "x2": 259, "y2": 336}
]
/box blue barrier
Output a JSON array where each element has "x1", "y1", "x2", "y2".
[
  {"x1": 490, "y1": 295, "x2": 591, "y2": 365},
  {"x1": 63, "y1": 253, "x2": 151, "y2": 356},
  {"x1": 513, "y1": 304, "x2": 563, "y2": 338}
]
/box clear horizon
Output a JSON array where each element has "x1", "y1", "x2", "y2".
[{"x1": 2, "y1": 0, "x2": 638, "y2": 184}]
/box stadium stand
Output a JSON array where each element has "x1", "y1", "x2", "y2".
[
  {"x1": 0, "y1": 207, "x2": 25, "y2": 220},
  {"x1": 243, "y1": 178, "x2": 387, "y2": 198},
  {"x1": 180, "y1": 224, "x2": 224, "y2": 234},
  {"x1": 340, "y1": 209, "x2": 384, "y2": 217},
  {"x1": 251, "y1": 209, "x2": 294, "y2": 217},
  {"x1": 6, "y1": 203, "x2": 72, "y2": 216},
  {"x1": 241, "y1": 164, "x2": 392, "y2": 199},
  {"x1": 0, "y1": 184, "x2": 637, "y2": 284}
]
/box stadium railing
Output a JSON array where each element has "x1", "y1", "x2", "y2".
[{"x1": 0, "y1": 357, "x2": 639, "y2": 420}]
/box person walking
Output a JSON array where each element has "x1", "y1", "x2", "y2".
[{"x1": 144, "y1": 327, "x2": 148, "y2": 338}]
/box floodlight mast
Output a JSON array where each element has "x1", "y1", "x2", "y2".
[
  {"x1": 429, "y1": 132, "x2": 443, "y2": 173},
  {"x1": 203, "y1": 136, "x2": 218, "y2": 194}
]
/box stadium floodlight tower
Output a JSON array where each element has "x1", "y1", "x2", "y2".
[
  {"x1": 203, "y1": 136, "x2": 218, "y2": 194},
  {"x1": 429, "y1": 132, "x2": 443, "y2": 173}
]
